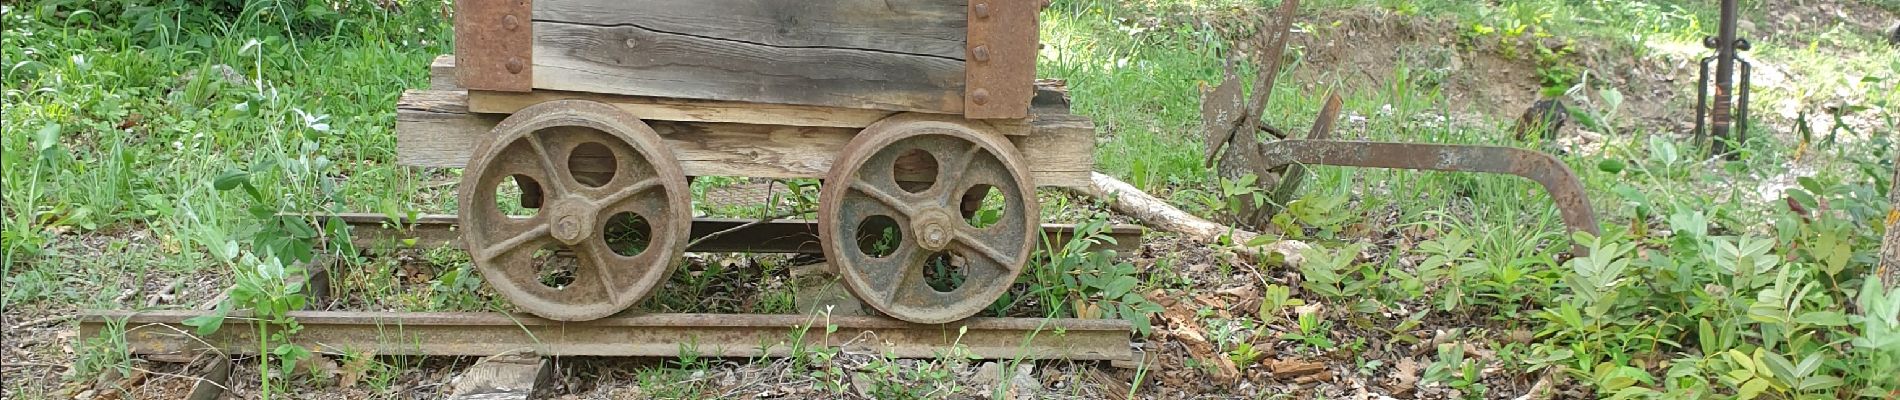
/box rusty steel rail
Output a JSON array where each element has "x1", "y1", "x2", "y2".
[
  {"x1": 318, "y1": 213, "x2": 1142, "y2": 254},
  {"x1": 79, "y1": 310, "x2": 1134, "y2": 361},
  {"x1": 1255, "y1": 140, "x2": 1599, "y2": 251}
]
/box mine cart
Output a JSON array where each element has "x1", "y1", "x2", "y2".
[{"x1": 396, "y1": 0, "x2": 1095, "y2": 324}]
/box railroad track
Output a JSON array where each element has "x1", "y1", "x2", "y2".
[
  {"x1": 77, "y1": 212, "x2": 1147, "y2": 364},
  {"x1": 79, "y1": 311, "x2": 1137, "y2": 362}
]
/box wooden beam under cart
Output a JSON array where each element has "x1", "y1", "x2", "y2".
[
  {"x1": 313, "y1": 212, "x2": 1143, "y2": 254},
  {"x1": 395, "y1": 90, "x2": 1096, "y2": 188}
]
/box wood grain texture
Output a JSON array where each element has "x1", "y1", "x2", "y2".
[
  {"x1": 529, "y1": 0, "x2": 970, "y2": 113},
  {"x1": 396, "y1": 90, "x2": 1092, "y2": 188},
  {"x1": 468, "y1": 89, "x2": 896, "y2": 128},
  {"x1": 437, "y1": 54, "x2": 1073, "y2": 130},
  {"x1": 431, "y1": 55, "x2": 460, "y2": 90},
  {"x1": 533, "y1": 22, "x2": 964, "y2": 113},
  {"x1": 534, "y1": 0, "x2": 968, "y2": 59}
]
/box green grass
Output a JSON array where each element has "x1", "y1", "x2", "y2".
[{"x1": 4, "y1": 0, "x2": 1898, "y2": 398}]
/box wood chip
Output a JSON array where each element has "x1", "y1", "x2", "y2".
[
  {"x1": 1159, "y1": 303, "x2": 1240, "y2": 382},
  {"x1": 1267, "y1": 358, "x2": 1326, "y2": 377}
]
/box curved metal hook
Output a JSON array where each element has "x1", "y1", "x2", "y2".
[{"x1": 1256, "y1": 140, "x2": 1600, "y2": 254}]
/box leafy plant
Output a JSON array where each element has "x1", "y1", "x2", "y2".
[
  {"x1": 1255, "y1": 284, "x2": 1304, "y2": 323},
  {"x1": 1029, "y1": 213, "x2": 1164, "y2": 335},
  {"x1": 1297, "y1": 242, "x2": 1373, "y2": 299},
  {"x1": 1421, "y1": 342, "x2": 1488, "y2": 398},
  {"x1": 1282, "y1": 308, "x2": 1335, "y2": 350}
]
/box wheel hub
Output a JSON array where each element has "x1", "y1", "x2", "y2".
[
  {"x1": 547, "y1": 197, "x2": 595, "y2": 245},
  {"x1": 913, "y1": 208, "x2": 956, "y2": 252}
]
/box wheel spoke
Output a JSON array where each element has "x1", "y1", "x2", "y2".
[
  {"x1": 527, "y1": 134, "x2": 571, "y2": 196},
  {"x1": 574, "y1": 241, "x2": 623, "y2": 305},
  {"x1": 477, "y1": 224, "x2": 552, "y2": 262},
  {"x1": 850, "y1": 181, "x2": 918, "y2": 217},
  {"x1": 596, "y1": 176, "x2": 661, "y2": 209},
  {"x1": 934, "y1": 143, "x2": 985, "y2": 204},
  {"x1": 954, "y1": 231, "x2": 1018, "y2": 270},
  {"x1": 874, "y1": 246, "x2": 926, "y2": 304}
]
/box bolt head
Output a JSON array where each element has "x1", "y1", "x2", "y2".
[
  {"x1": 971, "y1": 88, "x2": 991, "y2": 105},
  {"x1": 971, "y1": 45, "x2": 991, "y2": 62},
  {"x1": 503, "y1": 15, "x2": 520, "y2": 31},
  {"x1": 973, "y1": 3, "x2": 990, "y2": 18},
  {"x1": 555, "y1": 216, "x2": 580, "y2": 241},
  {"x1": 506, "y1": 58, "x2": 525, "y2": 74}
]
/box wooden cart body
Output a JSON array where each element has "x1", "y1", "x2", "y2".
[{"x1": 454, "y1": 0, "x2": 1041, "y2": 119}]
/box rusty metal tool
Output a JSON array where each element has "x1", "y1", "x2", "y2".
[
  {"x1": 1694, "y1": 0, "x2": 1752, "y2": 158},
  {"x1": 1253, "y1": 140, "x2": 1601, "y2": 253}
]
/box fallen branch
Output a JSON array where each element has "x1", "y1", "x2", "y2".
[{"x1": 1069, "y1": 172, "x2": 1309, "y2": 265}]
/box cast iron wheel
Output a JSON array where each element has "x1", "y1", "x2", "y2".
[
  {"x1": 457, "y1": 100, "x2": 691, "y2": 321},
  {"x1": 819, "y1": 114, "x2": 1039, "y2": 324}
]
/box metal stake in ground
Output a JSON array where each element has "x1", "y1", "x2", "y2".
[{"x1": 1695, "y1": 0, "x2": 1753, "y2": 159}]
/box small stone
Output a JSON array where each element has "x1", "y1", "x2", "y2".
[
  {"x1": 1006, "y1": 365, "x2": 1040, "y2": 397},
  {"x1": 974, "y1": 362, "x2": 1004, "y2": 387}
]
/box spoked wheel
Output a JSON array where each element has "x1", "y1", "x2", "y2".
[
  {"x1": 819, "y1": 114, "x2": 1039, "y2": 324},
  {"x1": 458, "y1": 100, "x2": 692, "y2": 321}
]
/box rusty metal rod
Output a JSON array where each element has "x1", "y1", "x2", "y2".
[
  {"x1": 1253, "y1": 140, "x2": 1600, "y2": 252},
  {"x1": 1710, "y1": 0, "x2": 1739, "y2": 156},
  {"x1": 312, "y1": 213, "x2": 1143, "y2": 254},
  {"x1": 79, "y1": 310, "x2": 1134, "y2": 361}
]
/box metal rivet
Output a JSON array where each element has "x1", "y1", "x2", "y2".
[
  {"x1": 506, "y1": 58, "x2": 525, "y2": 74},
  {"x1": 503, "y1": 15, "x2": 519, "y2": 31},
  {"x1": 971, "y1": 88, "x2": 990, "y2": 105},
  {"x1": 971, "y1": 45, "x2": 990, "y2": 62},
  {"x1": 974, "y1": 3, "x2": 990, "y2": 18}
]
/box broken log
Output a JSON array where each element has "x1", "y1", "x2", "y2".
[{"x1": 1071, "y1": 172, "x2": 1309, "y2": 264}]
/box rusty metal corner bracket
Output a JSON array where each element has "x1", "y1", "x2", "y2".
[
  {"x1": 454, "y1": 0, "x2": 533, "y2": 92},
  {"x1": 964, "y1": 0, "x2": 1039, "y2": 119}
]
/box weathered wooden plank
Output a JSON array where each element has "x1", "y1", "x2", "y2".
[
  {"x1": 447, "y1": 355, "x2": 547, "y2": 400},
  {"x1": 396, "y1": 90, "x2": 1093, "y2": 188},
  {"x1": 437, "y1": 54, "x2": 1073, "y2": 129},
  {"x1": 533, "y1": 21, "x2": 965, "y2": 114},
  {"x1": 533, "y1": 0, "x2": 969, "y2": 59},
  {"x1": 468, "y1": 89, "x2": 896, "y2": 128},
  {"x1": 430, "y1": 55, "x2": 460, "y2": 90},
  {"x1": 528, "y1": 0, "x2": 974, "y2": 113}
]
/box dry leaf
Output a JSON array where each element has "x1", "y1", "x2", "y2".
[{"x1": 1390, "y1": 358, "x2": 1421, "y2": 395}]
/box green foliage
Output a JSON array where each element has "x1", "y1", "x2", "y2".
[
  {"x1": 1422, "y1": 343, "x2": 1488, "y2": 399},
  {"x1": 1026, "y1": 213, "x2": 1164, "y2": 335},
  {"x1": 1297, "y1": 242, "x2": 1374, "y2": 299},
  {"x1": 1282, "y1": 308, "x2": 1336, "y2": 350}
]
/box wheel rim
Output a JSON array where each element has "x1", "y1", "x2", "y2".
[
  {"x1": 819, "y1": 114, "x2": 1038, "y2": 324},
  {"x1": 457, "y1": 100, "x2": 691, "y2": 321}
]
